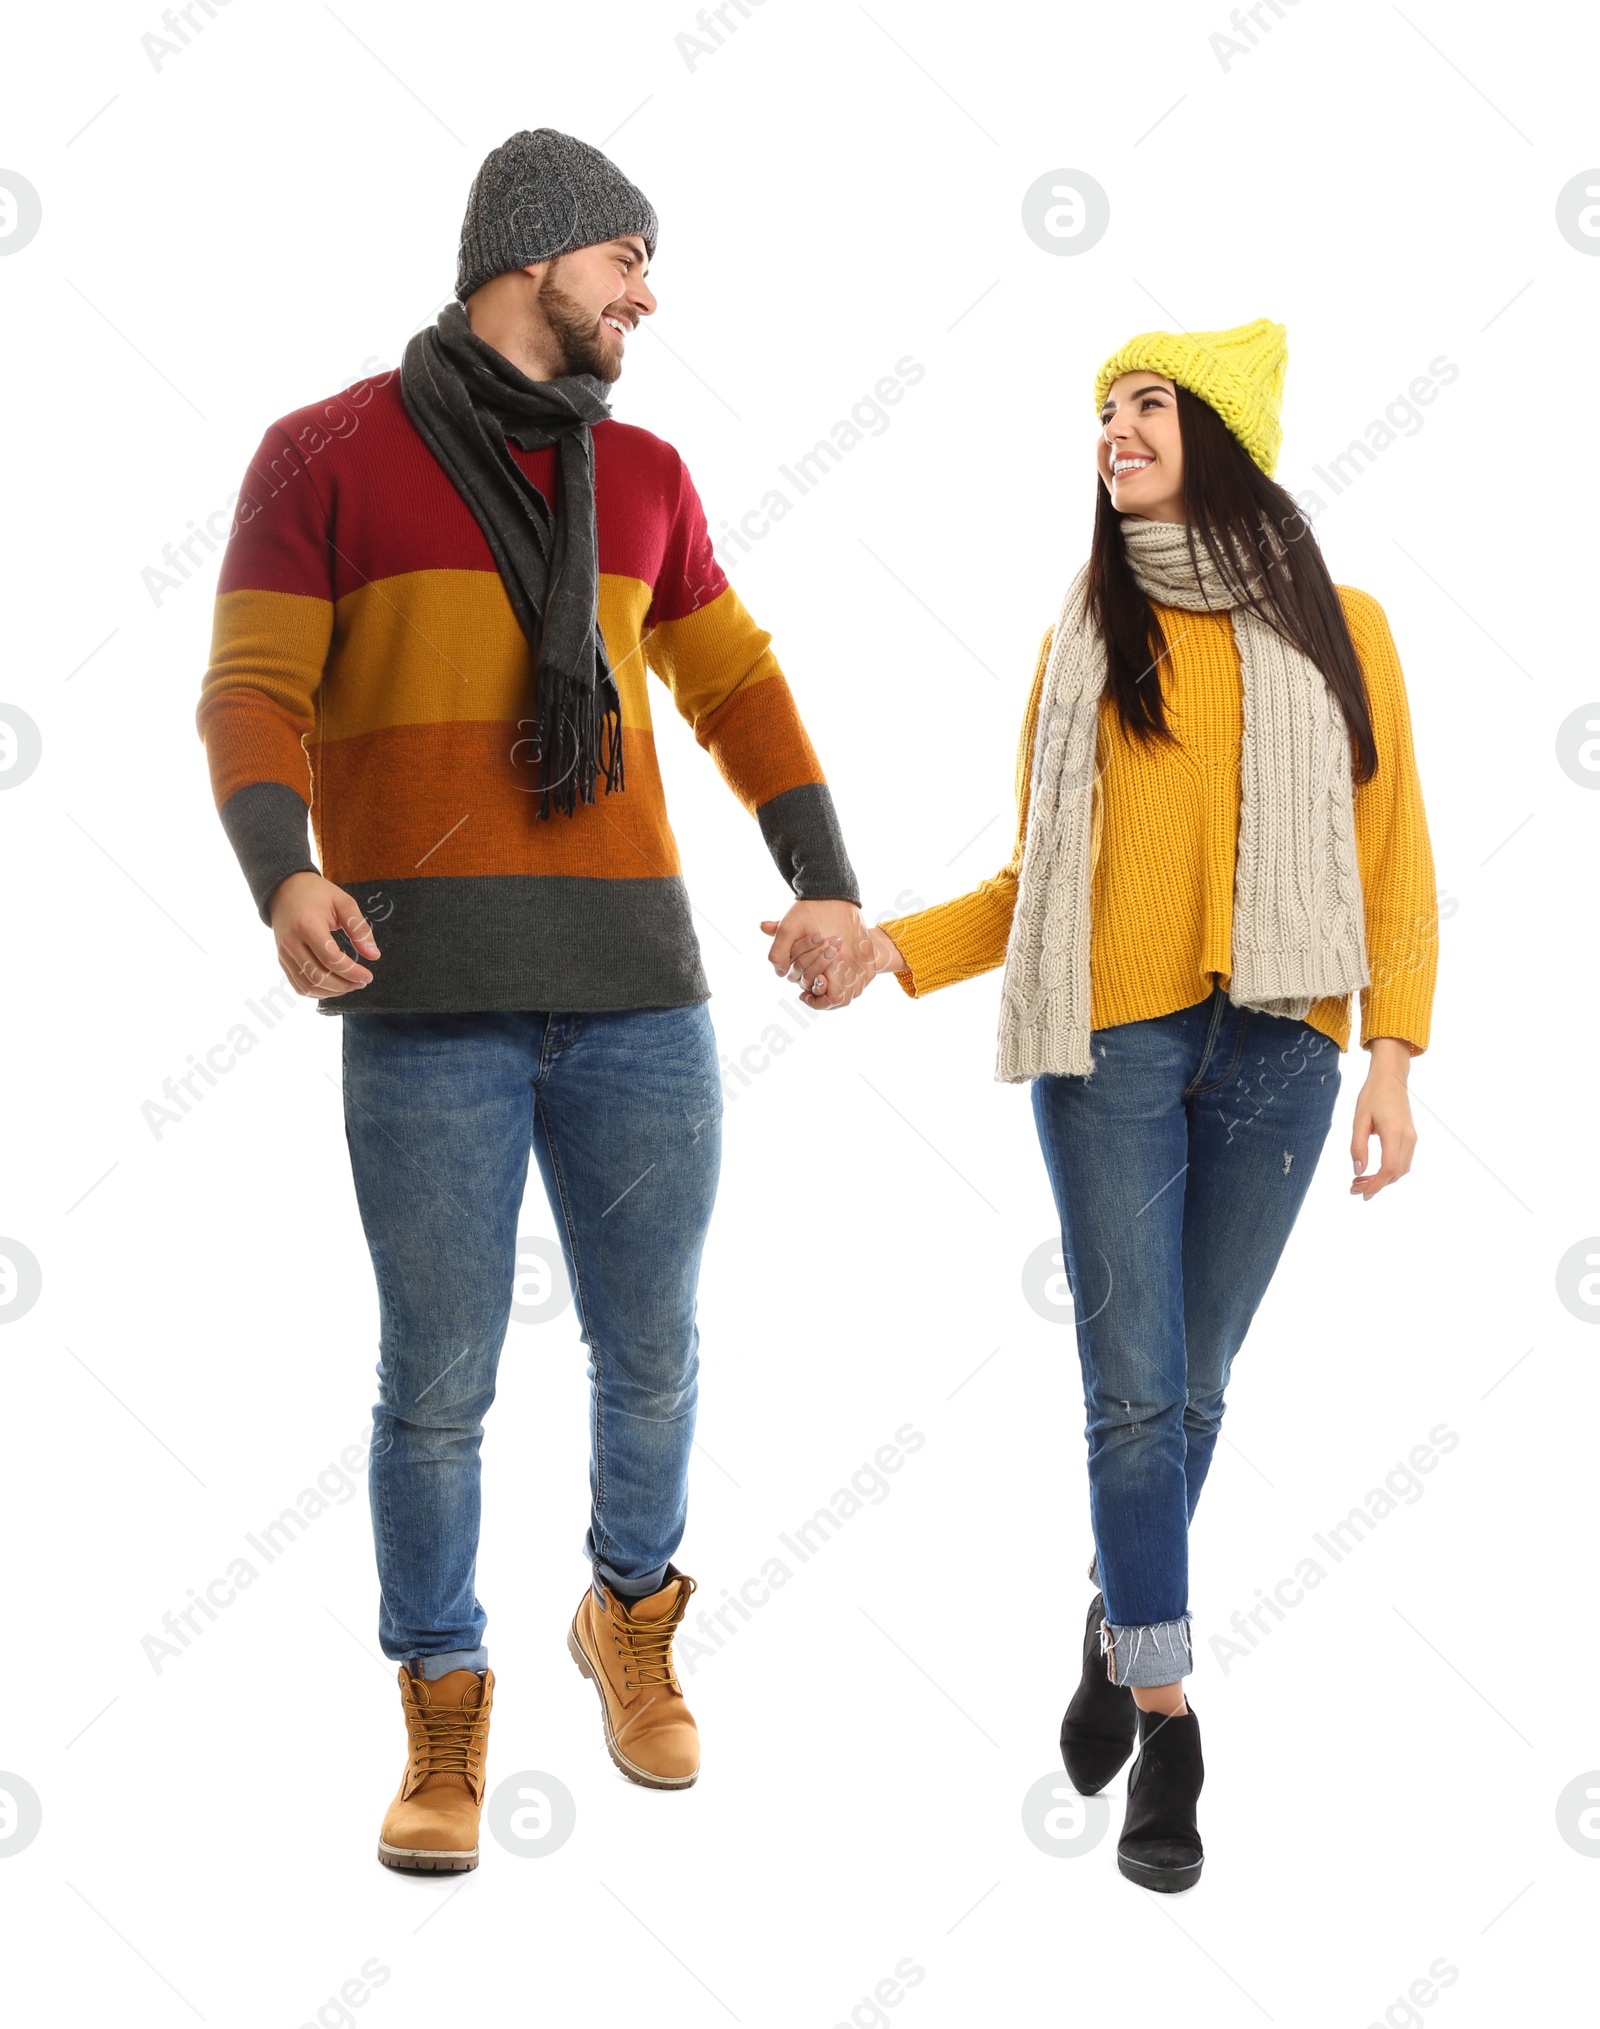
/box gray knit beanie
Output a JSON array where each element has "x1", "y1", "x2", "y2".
[{"x1": 455, "y1": 128, "x2": 659, "y2": 302}]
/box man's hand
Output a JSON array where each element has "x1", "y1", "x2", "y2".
[
  {"x1": 269, "y1": 871, "x2": 381, "y2": 999},
  {"x1": 1350, "y1": 1037, "x2": 1417, "y2": 1200},
  {"x1": 760, "y1": 899, "x2": 876, "y2": 1012}
]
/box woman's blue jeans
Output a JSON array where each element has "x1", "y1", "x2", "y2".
[
  {"x1": 340, "y1": 1003, "x2": 723, "y2": 1680},
  {"x1": 1030, "y1": 983, "x2": 1342, "y2": 1687}
]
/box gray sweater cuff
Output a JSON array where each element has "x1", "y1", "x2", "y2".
[
  {"x1": 218, "y1": 781, "x2": 320, "y2": 924},
  {"x1": 756, "y1": 782, "x2": 860, "y2": 904}
]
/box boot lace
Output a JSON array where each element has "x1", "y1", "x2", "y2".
[
  {"x1": 614, "y1": 1576, "x2": 697, "y2": 1688},
  {"x1": 407, "y1": 1691, "x2": 488, "y2": 1780}
]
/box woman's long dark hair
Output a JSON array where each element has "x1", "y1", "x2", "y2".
[{"x1": 1086, "y1": 383, "x2": 1378, "y2": 784}]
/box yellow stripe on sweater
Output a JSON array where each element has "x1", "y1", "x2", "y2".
[
  {"x1": 644, "y1": 582, "x2": 783, "y2": 726},
  {"x1": 203, "y1": 572, "x2": 657, "y2": 740}
]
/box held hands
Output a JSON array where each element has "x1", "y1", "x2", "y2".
[
  {"x1": 759, "y1": 900, "x2": 906, "y2": 1011},
  {"x1": 1350, "y1": 1038, "x2": 1418, "y2": 1200},
  {"x1": 269, "y1": 871, "x2": 381, "y2": 999}
]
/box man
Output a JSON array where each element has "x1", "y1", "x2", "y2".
[{"x1": 196, "y1": 127, "x2": 873, "y2": 1871}]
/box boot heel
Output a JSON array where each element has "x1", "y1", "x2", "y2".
[{"x1": 567, "y1": 1624, "x2": 595, "y2": 1681}]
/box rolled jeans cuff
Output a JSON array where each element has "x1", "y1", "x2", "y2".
[
  {"x1": 1101, "y1": 1612, "x2": 1194, "y2": 1688},
  {"x1": 592, "y1": 1554, "x2": 675, "y2": 1606},
  {"x1": 410, "y1": 1646, "x2": 488, "y2": 1680}
]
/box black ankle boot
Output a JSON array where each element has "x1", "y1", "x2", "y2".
[
  {"x1": 1117, "y1": 1700, "x2": 1204, "y2": 1891},
  {"x1": 1059, "y1": 1591, "x2": 1137, "y2": 1794}
]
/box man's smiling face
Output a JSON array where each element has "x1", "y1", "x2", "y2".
[{"x1": 533, "y1": 234, "x2": 656, "y2": 383}]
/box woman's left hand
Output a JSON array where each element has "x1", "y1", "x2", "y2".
[{"x1": 1350, "y1": 1037, "x2": 1418, "y2": 1199}]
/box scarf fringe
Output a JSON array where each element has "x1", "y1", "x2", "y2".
[{"x1": 532, "y1": 678, "x2": 627, "y2": 819}]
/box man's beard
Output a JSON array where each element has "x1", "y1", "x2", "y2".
[{"x1": 537, "y1": 263, "x2": 620, "y2": 383}]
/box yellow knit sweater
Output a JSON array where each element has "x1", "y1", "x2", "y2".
[{"x1": 880, "y1": 586, "x2": 1438, "y2": 1056}]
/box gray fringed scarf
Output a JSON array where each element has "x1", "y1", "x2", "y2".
[
  {"x1": 401, "y1": 300, "x2": 623, "y2": 817},
  {"x1": 995, "y1": 515, "x2": 1369, "y2": 1082}
]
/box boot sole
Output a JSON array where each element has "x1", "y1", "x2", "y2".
[
  {"x1": 377, "y1": 1839, "x2": 478, "y2": 1873},
  {"x1": 1117, "y1": 1850, "x2": 1203, "y2": 1893},
  {"x1": 566, "y1": 1622, "x2": 698, "y2": 1791}
]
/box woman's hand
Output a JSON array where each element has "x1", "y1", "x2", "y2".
[
  {"x1": 1350, "y1": 1037, "x2": 1417, "y2": 1199},
  {"x1": 868, "y1": 926, "x2": 907, "y2": 981},
  {"x1": 757, "y1": 919, "x2": 906, "y2": 1009}
]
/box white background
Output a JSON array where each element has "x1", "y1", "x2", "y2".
[{"x1": 2, "y1": 0, "x2": 1596, "y2": 2023}]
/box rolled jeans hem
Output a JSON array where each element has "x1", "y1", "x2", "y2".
[
  {"x1": 592, "y1": 1554, "x2": 674, "y2": 1606},
  {"x1": 407, "y1": 1646, "x2": 488, "y2": 1680},
  {"x1": 1101, "y1": 1613, "x2": 1194, "y2": 1688}
]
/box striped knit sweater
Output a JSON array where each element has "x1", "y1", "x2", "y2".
[
  {"x1": 881, "y1": 586, "x2": 1438, "y2": 1056},
  {"x1": 196, "y1": 370, "x2": 859, "y2": 1015}
]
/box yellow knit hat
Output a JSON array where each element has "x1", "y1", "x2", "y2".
[{"x1": 1093, "y1": 317, "x2": 1288, "y2": 477}]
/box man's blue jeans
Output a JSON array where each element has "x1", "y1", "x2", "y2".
[
  {"x1": 340, "y1": 1004, "x2": 723, "y2": 1681},
  {"x1": 1030, "y1": 984, "x2": 1342, "y2": 1687}
]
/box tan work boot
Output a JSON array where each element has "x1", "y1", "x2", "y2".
[
  {"x1": 568, "y1": 1572, "x2": 700, "y2": 1789},
  {"x1": 377, "y1": 1665, "x2": 494, "y2": 1872}
]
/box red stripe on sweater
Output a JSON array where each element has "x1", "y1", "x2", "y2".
[{"x1": 217, "y1": 377, "x2": 729, "y2": 624}]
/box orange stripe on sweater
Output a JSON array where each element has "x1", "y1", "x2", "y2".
[
  {"x1": 203, "y1": 572, "x2": 658, "y2": 742},
  {"x1": 311, "y1": 721, "x2": 680, "y2": 881},
  {"x1": 689, "y1": 674, "x2": 826, "y2": 811}
]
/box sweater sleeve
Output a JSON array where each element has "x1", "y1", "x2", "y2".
[
  {"x1": 642, "y1": 452, "x2": 859, "y2": 904},
  {"x1": 195, "y1": 419, "x2": 335, "y2": 923},
  {"x1": 1333, "y1": 586, "x2": 1440, "y2": 1055},
  {"x1": 877, "y1": 625, "x2": 1052, "y2": 997}
]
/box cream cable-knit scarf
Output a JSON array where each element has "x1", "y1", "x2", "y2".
[{"x1": 995, "y1": 516, "x2": 1369, "y2": 1083}]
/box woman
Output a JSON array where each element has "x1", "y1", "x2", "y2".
[{"x1": 768, "y1": 318, "x2": 1439, "y2": 1892}]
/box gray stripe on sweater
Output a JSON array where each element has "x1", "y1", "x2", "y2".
[
  {"x1": 218, "y1": 780, "x2": 319, "y2": 923},
  {"x1": 311, "y1": 873, "x2": 712, "y2": 1015},
  {"x1": 754, "y1": 781, "x2": 860, "y2": 903}
]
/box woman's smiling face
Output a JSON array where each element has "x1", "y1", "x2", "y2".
[{"x1": 1097, "y1": 370, "x2": 1185, "y2": 522}]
